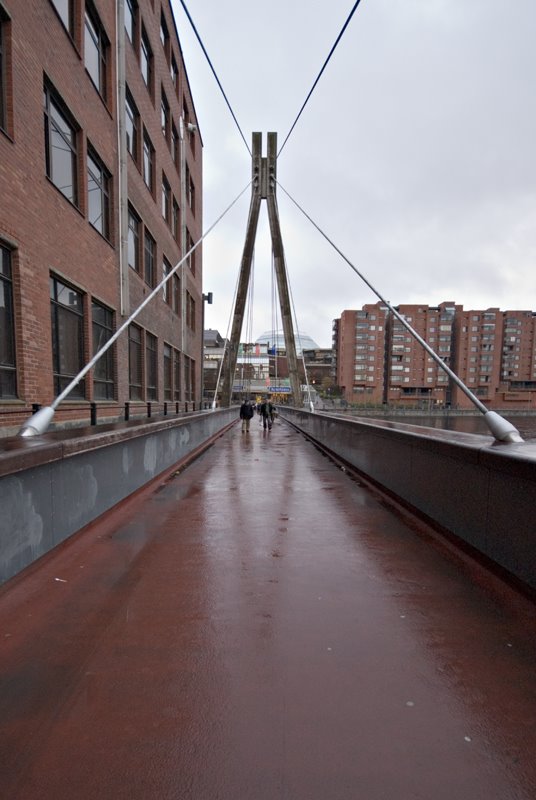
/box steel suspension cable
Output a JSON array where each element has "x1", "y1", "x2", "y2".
[
  {"x1": 276, "y1": 181, "x2": 523, "y2": 442},
  {"x1": 278, "y1": 0, "x2": 365, "y2": 157},
  {"x1": 20, "y1": 181, "x2": 253, "y2": 435},
  {"x1": 177, "y1": 0, "x2": 252, "y2": 157}
]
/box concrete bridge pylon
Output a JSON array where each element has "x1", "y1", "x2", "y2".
[{"x1": 221, "y1": 132, "x2": 301, "y2": 407}]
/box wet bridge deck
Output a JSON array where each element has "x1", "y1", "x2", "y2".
[{"x1": 1, "y1": 419, "x2": 535, "y2": 799}]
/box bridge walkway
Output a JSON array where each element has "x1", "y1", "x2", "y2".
[{"x1": 1, "y1": 418, "x2": 535, "y2": 799}]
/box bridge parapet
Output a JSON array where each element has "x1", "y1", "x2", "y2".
[
  {"x1": 0, "y1": 409, "x2": 236, "y2": 584},
  {"x1": 281, "y1": 408, "x2": 536, "y2": 593}
]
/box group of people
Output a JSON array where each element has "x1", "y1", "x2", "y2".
[{"x1": 239, "y1": 397, "x2": 276, "y2": 432}]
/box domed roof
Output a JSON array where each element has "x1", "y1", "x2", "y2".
[{"x1": 255, "y1": 330, "x2": 319, "y2": 355}]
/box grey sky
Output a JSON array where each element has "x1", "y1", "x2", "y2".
[{"x1": 171, "y1": 0, "x2": 536, "y2": 348}]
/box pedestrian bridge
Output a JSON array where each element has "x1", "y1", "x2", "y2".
[{"x1": 0, "y1": 411, "x2": 535, "y2": 798}]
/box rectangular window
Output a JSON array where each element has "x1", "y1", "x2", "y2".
[
  {"x1": 160, "y1": 12, "x2": 169, "y2": 57},
  {"x1": 162, "y1": 256, "x2": 172, "y2": 305},
  {"x1": 171, "y1": 123, "x2": 179, "y2": 166},
  {"x1": 144, "y1": 229, "x2": 155, "y2": 287},
  {"x1": 184, "y1": 355, "x2": 191, "y2": 401},
  {"x1": 160, "y1": 88, "x2": 170, "y2": 141},
  {"x1": 44, "y1": 82, "x2": 79, "y2": 205},
  {"x1": 92, "y1": 301, "x2": 114, "y2": 399},
  {"x1": 162, "y1": 174, "x2": 171, "y2": 224},
  {"x1": 146, "y1": 332, "x2": 157, "y2": 400},
  {"x1": 50, "y1": 0, "x2": 74, "y2": 36},
  {"x1": 87, "y1": 146, "x2": 111, "y2": 239},
  {"x1": 186, "y1": 291, "x2": 195, "y2": 332},
  {"x1": 163, "y1": 343, "x2": 172, "y2": 400},
  {"x1": 140, "y1": 27, "x2": 152, "y2": 91},
  {"x1": 0, "y1": 244, "x2": 17, "y2": 398},
  {"x1": 128, "y1": 206, "x2": 140, "y2": 272},
  {"x1": 185, "y1": 163, "x2": 195, "y2": 211},
  {"x1": 0, "y1": 8, "x2": 10, "y2": 133},
  {"x1": 50, "y1": 275, "x2": 85, "y2": 398},
  {"x1": 172, "y1": 198, "x2": 180, "y2": 241},
  {"x1": 172, "y1": 273, "x2": 180, "y2": 315},
  {"x1": 186, "y1": 229, "x2": 195, "y2": 275},
  {"x1": 143, "y1": 129, "x2": 154, "y2": 192},
  {"x1": 125, "y1": 88, "x2": 139, "y2": 161},
  {"x1": 124, "y1": 0, "x2": 136, "y2": 43},
  {"x1": 173, "y1": 348, "x2": 181, "y2": 401},
  {"x1": 171, "y1": 56, "x2": 178, "y2": 91},
  {"x1": 85, "y1": 2, "x2": 108, "y2": 100},
  {"x1": 128, "y1": 324, "x2": 142, "y2": 400}
]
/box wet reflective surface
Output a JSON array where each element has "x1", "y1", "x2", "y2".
[{"x1": 1, "y1": 420, "x2": 535, "y2": 799}]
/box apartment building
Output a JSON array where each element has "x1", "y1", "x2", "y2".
[
  {"x1": 333, "y1": 304, "x2": 388, "y2": 404},
  {"x1": 333, "y1": 303, "x2": 536, "y2": 409},
  {"x1": 386, "y1": 302, "x2": 459, "y2": 407},
  {"x1": 0, "y1": 0, "x2": 202, "y2": 435}
]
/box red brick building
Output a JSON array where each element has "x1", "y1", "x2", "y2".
[
  {"x1": 0, "y1": 0, "x2": 202, "y2": 436},
  {"x1": 333, "y1": 304, "x2": 388, "y2": 404},
  {"x1": 334, "y1": 303, "x2": 536, "y2": 409}
]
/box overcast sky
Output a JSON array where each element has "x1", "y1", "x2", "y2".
[{"x1": 170, "y1": 0, "x2": 536, "y2": 348}]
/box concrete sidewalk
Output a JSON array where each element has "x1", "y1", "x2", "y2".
[{"x1": 1, "y1": 419, "x2": 535, "y2": 799}]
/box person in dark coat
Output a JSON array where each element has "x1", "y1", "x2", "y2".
[
  {"x1": 239, "y1": 399, "x2": 254, "y2": 433},
  {"x1": 259, "y1": 397, "x2": 274, "y2": 430}
]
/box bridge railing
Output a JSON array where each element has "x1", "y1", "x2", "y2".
[
  {"x1": 0, "y1": 407, "x2": 236, "y2": 585},
  {"x1": 281, "y1": 407, "x2": 536, "y2": 594}
]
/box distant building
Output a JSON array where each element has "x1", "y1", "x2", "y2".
[
  {"x1": 255, "y1": 330, "x2": 320, "y2": 356},
  {"x1": 0, "y1": 0, "x2": 203, "y2": 436},
  {"x1": 204, "y1": 331, "x2": 333, "y2": 403},
  {"x1": 333, "y1": 303, "x2": 536, "y2": 409}
]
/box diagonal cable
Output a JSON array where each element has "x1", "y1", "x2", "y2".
[
  {"x1": 278, "y1": 0, "x2": 365, "y2": 157},
  {"x1": 276, "y1": 180, "x2": 519, "y2": 425},
  {"x1": 50, "y1": 181, "x2": 253, "y2": 412},
  {"x1": 177, "y1": 0, "x2": 252, "y2": 156}
]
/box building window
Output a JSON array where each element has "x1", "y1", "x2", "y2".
[
  {"x1": 185, "y1": 164, "x2": 195, "y2": 211},
  {"x1": 0, "y1": 244, "x2": 16, "y2": 398},
  {"x1": 0, "y1": 8, "x2": 10, "y2": 134},
  {"x1": 125, "y1": 88, "x2": 139, "y2": 162},
  {"x1": 186, "y1": 291, "x2": 195, "y2": 332},
  {"x1": 87, "y1": 147, "x2": 111, "y2": 239},
  {"x1": 124, "y1": 0, "x2": 137, "y2": 43},
  {"x1": 172, "y1": 273, "x2": 180, "y2": 315},
  {"x1": 173, "y1": 348, "x2": 181, "y2": 401},
  {"x1": 140, "y1": 26, "x2": 152, "y2": 91},
  {"x1": 162, "y1": 257, "x2": 172, "y2": 305},
  {"x1": 163, "y1": 343, "x2": 172, "y2": 400},
  {"x1": 44, "y1": 82, "x2": 79, "y2": 205},
  {"x1": 172, "y1": 199, "x2": 180, "y2": 241},
  {"x1": 162, "y1": 174, "x2": 171, "y2": 224},
  {"x1": 128, "y1": 324, "x2": 142, "y2": 400},
  {"x1": 171, "y1": 56, "x2": 178, "y2": 92},
  {"x1": 128, "y1": 206, "x2": 140, "y2": 272},
  {"x1": 144, "y1": 229, "x2": 155, "y2": 287},
  {"x1": 146, "y1": 332, "x2": 157, "y2": 400},
  {"x1": 171, "y1": 122, "x2": 179, "y2": 166},
  {"x1": 92, "y1": 300, "x2": 114, "y2": 399},
  {"x1": 184, "y1": 355, "x2": 195, "y2": 401},
  {"x1": 160, "y1": 12, "x2": 169, "y2": 55},
  {"x1": 50, "y1": 0, "x2": 74, "y2": 36},
  {"x1": 50, "y1": 275, "x2": 85, "y2": 398},
  {"x1": 160, "y1": 88, "x2": 170, "y2": 141},
  {"x1": 186, "y1": 229, "x2": 195, "y2": 275},
  {"x1": 85, "y1": 3, "x2": 108, "y2": 100},
  {"x1": 143, "y1": 129, "x2": 154, "y2": 192}
]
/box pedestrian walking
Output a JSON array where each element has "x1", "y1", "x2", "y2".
[
  {"x1": 239, "y1": 399, "x2": 254, "y2": 433},
  {"x1": 259, "y1": 397, "x2": 274, "y2": 430}
]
